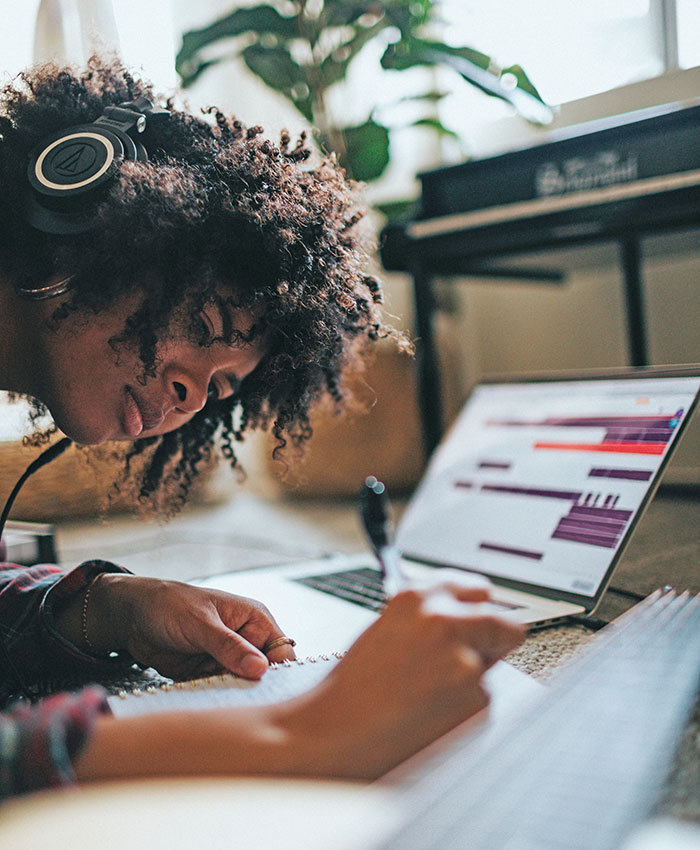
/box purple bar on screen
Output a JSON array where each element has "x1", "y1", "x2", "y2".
[
  {"x1": 544, "y1": 415, "x2": 677, "y2": 429},
  {"x1": 479, "y1": 542, "x2": 544, "y2": 560},
  {"x1": 605, "y1": 427, "x2": 673, "y2": 443},
  {"x1": 478, "y1": 461, "x2": 511, "y2": 470},
  {"x1": 556, "y1": 518, "x2": 624, "y2": 538},
  {"x1": 589, "y1": 468, "x2": 653, "y2": 481},
  {"x1": 552, "y1": 529, "x2": 618, "y2": 548},
  {"x1": 481, "y1": 484, "x2": 582, "y2": 501},
  {"x1": 559, "y1": 511, "x2": 626, "y2": 526},
  {"x1": 568, "y1": 505, "x2": 633, "y2": 520}
]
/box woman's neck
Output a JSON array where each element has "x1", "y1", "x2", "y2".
[{"x1": 0, "y1": 275, "x2": 46, "y2": 398}]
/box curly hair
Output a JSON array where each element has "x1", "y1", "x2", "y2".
[{"x1": 0, "y1": 57, "x2": 402, "y2": 509}]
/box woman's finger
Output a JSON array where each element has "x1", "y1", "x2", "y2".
[
  {"x1": 262, "y1": 634, "x2": 298, "y2": 665},
  {"x1": 200, "y1": 625, "x2": 270, "y2": 679},
  {"x1": 458, "y1": 615, "x2": 525, "y2": 668},
  {"x1": 441, "y1": 582, "x2": 491, "y2": 603}
]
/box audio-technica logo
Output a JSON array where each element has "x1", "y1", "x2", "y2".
[{"x1": 51, "y1": 142, "x2": 98, "y2": 178}]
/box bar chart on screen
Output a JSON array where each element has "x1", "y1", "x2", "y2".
[{"x1": 396, "y1": 376, "x2": 699, "y2": 597}]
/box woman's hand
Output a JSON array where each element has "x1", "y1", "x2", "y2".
[
  {"x1": 271, "y1": 583, "x2": 525, "y2": 779},
  {"x1": 71, "y1": 574, "x2": 296, "y2": 679},
  {"x1": 76, "y1": 583, "x2": 524, "y2": 786}
]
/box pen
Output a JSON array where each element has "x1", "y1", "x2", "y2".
[{"x1": 359, "y1": 475, "x2": 405, "y2": 598}]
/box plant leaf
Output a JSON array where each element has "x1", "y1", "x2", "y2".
[
  {"x1": 397, "y1": 89, "x2": 449, "y2": 104},
  {"x1": 501, "y1": 64, "x2": 545, "y2": 102},
  {"x1": 381, "y1": 37, "x2": 552, "y2": 124},
  {"x1": 241, "y1": 44, "x2": 316, "y2": 123},
  {"x1": 294, "y1": 96, "x2": 315, "y2": 124},
  {"x1": 324, "y1": 1, "x2": 382, "y2": 28},
  {"x1": 177, "y1": 5, "x2": 299, "y2": 84},
  {"x1": 319, "y1": 15, "x2": 392, "y2": 88},
  {"x1": 375, "y1": 197, "x2": 420, "y2": 221},
  {"x1": 410, "y1": 116, "x2": 460, "y2": 140},
  {"x1": 241, "y1": 43, "x2": 306, "y2": 93},
  {"x1": 383, "y1": 0, "x2": 433, "y2": 34},
  {"x1": 341, "y1": 119, "x2": 390, "y2": 182},
  {"x1": 381, "y1": 37, "x2": 490, "y2": 73},
  {"x1": 177, "y1": 57, "x2": 224, "y2": 89}
]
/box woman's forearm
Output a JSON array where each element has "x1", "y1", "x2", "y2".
[
  {"x1": 73, "y1": 703, "x2": 321, "y2": 783},
  {"x1": 73, "y1": 586, "x2": 524, "y2": 785}
]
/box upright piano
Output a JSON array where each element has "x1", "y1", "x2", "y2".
[{"x1": 380, "y1": 100, "x2": 700, "y2": 454}]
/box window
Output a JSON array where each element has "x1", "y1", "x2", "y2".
[
  {"x1": 677, "y1": 0, "x2": 700, "y2": 69},
  {"x1": 435, "y1": 0, "x2": 699, "y2": 158},
  {"x1": 441, "y1": 0, "x2": 665, "y2": 108}
]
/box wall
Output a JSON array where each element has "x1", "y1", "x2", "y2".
[{"x1": 439, "y1": 220, "x2": 700, "y2": 485}]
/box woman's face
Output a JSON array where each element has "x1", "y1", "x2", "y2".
[{"x1": 32, "y1": 292, "x2": 266, "y2": 445}]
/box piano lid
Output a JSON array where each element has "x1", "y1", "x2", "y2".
[
  {"x1": 380, "y1": 100, "x2": 700, "y2": 271},
  {"x1": 418, "y1": 99, "x2": 700, "y2": 220}
]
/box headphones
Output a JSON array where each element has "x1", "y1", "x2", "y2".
[{"x1": 24, "y1": 95, "x2": 169, "y2": 235}]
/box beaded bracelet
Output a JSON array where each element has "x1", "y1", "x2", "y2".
[{"x1": 81, "y1": 574, "x2": 104, "y2": 654}]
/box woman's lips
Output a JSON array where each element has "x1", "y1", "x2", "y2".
[
  {"x1": 124, "y1": 387, "x2": 164, "y2": 437},
  {"x1": 123, "y1": 388, "x2": 143, "y2": 437}
]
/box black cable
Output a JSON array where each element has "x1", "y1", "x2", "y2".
[
  {"x1": 568, "y1": 614, "x2": 610, "y2": 631},
  {"x1": 607, "y1": 585, "x2": 646, "y2": 602},
  {"x1": 0, "y1": 437, "x2": 72, "y2": 540},
  {"x1": 0, "y1": 437, "x2": 72, "y2": 700}
]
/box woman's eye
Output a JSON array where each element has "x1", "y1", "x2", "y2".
[{"x1": 197, "y1": 313, "x2": 215, "y2": 343}]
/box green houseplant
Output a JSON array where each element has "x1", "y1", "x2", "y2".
[{"x1": 176, "y1": 1, "x2": 551, "y2": 194}]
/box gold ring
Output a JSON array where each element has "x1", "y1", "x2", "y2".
[{"x1": 263, "y1": 636, "x2": 297, "y2": 653}]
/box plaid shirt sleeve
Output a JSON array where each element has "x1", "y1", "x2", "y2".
[
  {"x1": 0, "y1": 686, "x2": 111, "y2": 798},
  {"x1": 0, "y1": 560, "x2": 134, "y2": 798},
  {"x1": 0, "y1": 559, "x2": 134, "y2": 692}
]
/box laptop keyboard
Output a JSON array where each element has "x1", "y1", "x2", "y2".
[
  {"x1": 376, "y1": 590, "x2": 700, "y2": 850},
  {"x1": 295, "y1": 566, "x2": 387, "y2": 611},
  {"x1": 294, "y1": 565, "x2": 522, "y2": 613}
]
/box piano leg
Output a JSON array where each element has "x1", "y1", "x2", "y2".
[
  {"x1": 411, "y1": 263, "x2": 444, "y2": 456},
  {"x1": 620, "y1": 236, "x2": 649, "y2": 367},
  {"x1": 412, "y1": 239, "x2": 651, "y2": 455}
]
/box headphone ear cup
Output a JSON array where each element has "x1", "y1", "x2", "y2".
[
  {"x1": 24, "y1": 124, "x2": 144, "y2": 234},
  {"x1": 28, "y1": 125, "x2": 124, "y2": 199}
]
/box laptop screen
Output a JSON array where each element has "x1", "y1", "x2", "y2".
[{"x1": 396, "y1": 370, "x2": 700, "y2": 602}]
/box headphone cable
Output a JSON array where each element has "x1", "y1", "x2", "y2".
[{"x1": 0, "y1": 437, "x2": 72, "y2": 700}]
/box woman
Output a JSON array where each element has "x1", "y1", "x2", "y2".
[{"x1": 0, "y1": 58, "x2": 523, "y2": 796}]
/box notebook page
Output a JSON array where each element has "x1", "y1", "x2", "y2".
[{"x1": 108, "y1": 654, "x2": 341, "y2": 718}]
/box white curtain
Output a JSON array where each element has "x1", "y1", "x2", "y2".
[
  {"x1": 33, "y1": 0, "x2": 120, "y2": 66},
  {"x1": 31, "y1": 0, "x2": 177, "y2": 89}
]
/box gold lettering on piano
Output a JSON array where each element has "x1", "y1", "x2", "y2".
[{"x1": 536, "y1": 151, "x2": 638, "y2": 197}]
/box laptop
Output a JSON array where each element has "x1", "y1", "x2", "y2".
[{"x1": 194, "y1": 366, "x2": 700, "y2": 655}]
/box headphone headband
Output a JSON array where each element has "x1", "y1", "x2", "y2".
[{"x1": 24, "y1": 97, "x2": 169, "y2": 235}]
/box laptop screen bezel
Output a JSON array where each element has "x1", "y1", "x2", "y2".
[{"x1": 398, "y1": 364, "x2": 700, "y2": 613}]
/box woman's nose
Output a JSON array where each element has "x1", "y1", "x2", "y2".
[{"x1": 169, "y1": 374, "x2": 208, "y2": 414}]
